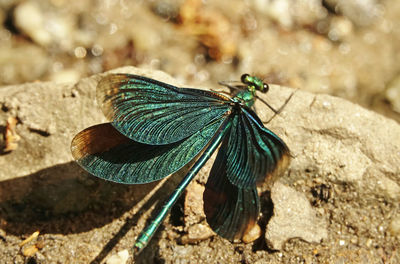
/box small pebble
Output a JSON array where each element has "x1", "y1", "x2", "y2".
[
  {"x1": 388, "y1": 215, "x2": 400, "y2": 237},
  {"x1": 106, "y1": 249, "x2": 129, "y2": 264}
]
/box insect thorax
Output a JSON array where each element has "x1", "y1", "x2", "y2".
[{"x1": 233, "y1": 90, "x2": 256, "y2": 108}]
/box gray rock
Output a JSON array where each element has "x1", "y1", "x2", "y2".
[
  {"x1": 266, "y1": 182, "x2": 328, "y2": 250},
  {"x1": 275, "y1": 88, "x2": 400, "y2": 200}
]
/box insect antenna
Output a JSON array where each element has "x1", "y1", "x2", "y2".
[
  {"x1": 218, "y1": 80, "x2": 246, "y2": 93},
  {"x1": 258, "y1": 88, "x2": 297, "y2": 124}
]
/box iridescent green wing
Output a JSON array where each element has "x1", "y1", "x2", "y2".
[
  {"x1": 71, "y1": 120, "x2": 225, "y2": 184},
  {"x1": 226, "y1": 107, "x2": 290, "y2": 188},
  {"x1": 203, "y1": 135, "x2": 260, "y2": 240},
  {"x1": 203, "y1": 110, "x2": 290, "y2": 240},
  {"x1": 97, "y1": 74, "x2": 230, "y2": 145}
]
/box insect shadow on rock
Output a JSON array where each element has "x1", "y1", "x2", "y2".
[{"x1": 71, "y1": 73, "x2": 294, "y2": 256}]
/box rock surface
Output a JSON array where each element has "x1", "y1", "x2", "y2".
[
  {"x1": 0, "y1": 66, "x2": 399, "y2": 263},
  {"x1": 266, "y1": 183, "x2": 328, "y2": 250}
]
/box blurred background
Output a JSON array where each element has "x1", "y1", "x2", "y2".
[{"x1": 0, "y1": 0, "x2": 399, "y2": 122}]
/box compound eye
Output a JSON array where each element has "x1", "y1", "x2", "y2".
[
  {"x1": 241, "y1": 73, "x2": 250, "y2": 84},
  {"x1": 262, "y1": 83, "x2": 269, "y2": 93}
]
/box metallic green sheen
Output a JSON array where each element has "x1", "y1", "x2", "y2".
[
  {"x1": 97, "y1": 74, "x2": 230, "y2": 145},
  {"x1": 72, "y1": 73, "x2": 291, "y2": 255},
  {"x1": 77, "y1": 119, "x2": 225, "y2": 184},
  {"x1": 223, "y1": 107, "x2": 288, "y2": 188},
  {"x1": 202, "y1": 107, "x2": 288, "y2": 240},
  {"x1": 134, "y1": 119, "x2": 232, "y2": 254}
]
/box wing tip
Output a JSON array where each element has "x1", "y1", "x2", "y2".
[
  {"x1": 260, "y1": 151, "x2": 291, "y2": 188},
  {"x1": 71, "y1": 123, "x2": 130, "y2": 161},
  {"x1": 96, "y1": 74, "x2": 132, "y2": 120}
]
